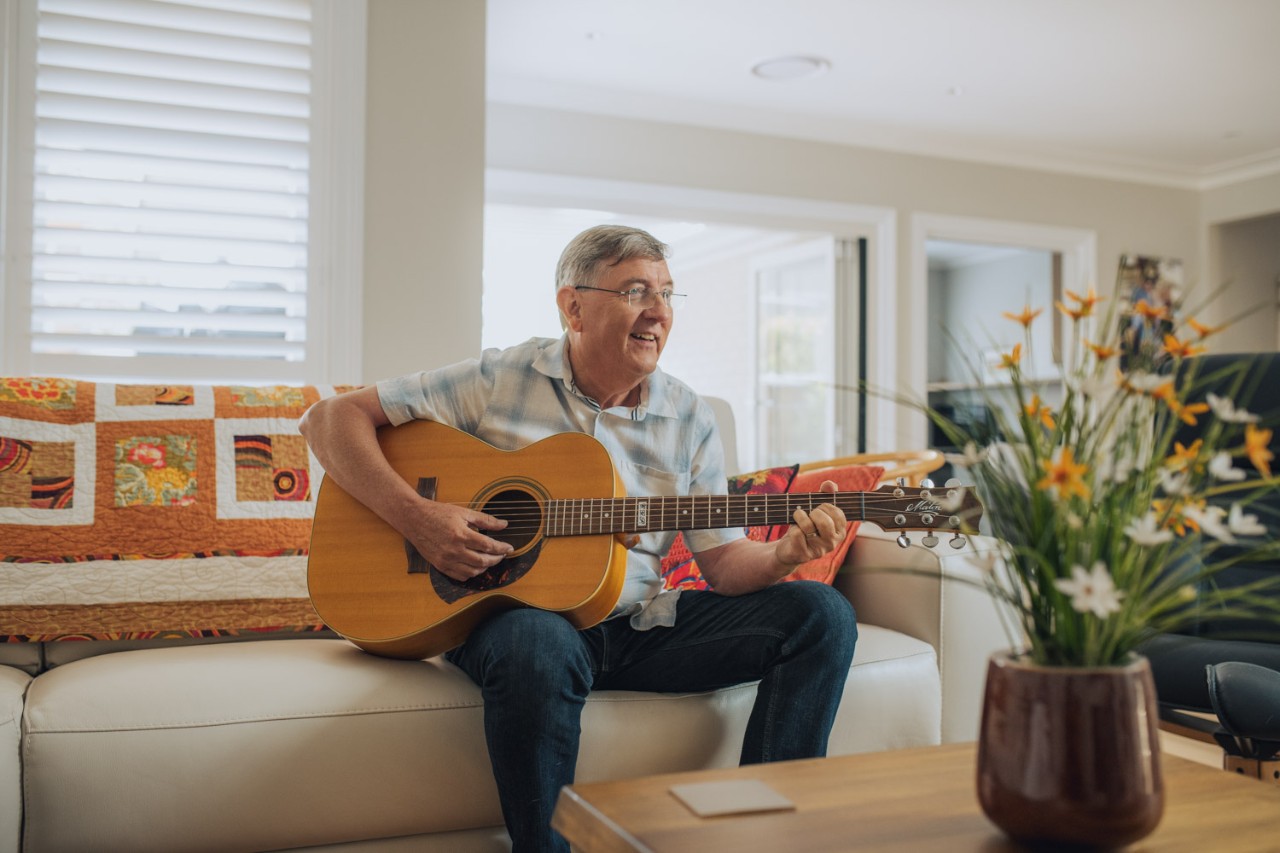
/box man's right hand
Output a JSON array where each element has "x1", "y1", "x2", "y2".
[{"x1": 406, "y1": 499, "x2": 514, "y2": 582}]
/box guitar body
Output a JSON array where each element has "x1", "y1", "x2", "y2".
[{"x1": 308, "y1": 421, "x2": 628, "y2": 660}]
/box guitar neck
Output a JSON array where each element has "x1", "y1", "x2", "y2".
[{"x1": 546, "y1": 491, "x2": 888, "y2": 537}]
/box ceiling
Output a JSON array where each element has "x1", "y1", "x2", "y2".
[{"x1": 486, "y1": 0, "x2": 1280, "y2": 190}]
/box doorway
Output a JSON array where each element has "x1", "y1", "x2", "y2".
[{"x1": 483, "y1": 202, "x2": 861, "y2": 471}]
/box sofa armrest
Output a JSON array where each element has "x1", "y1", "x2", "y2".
[{"x1": 833, "y1": 528, "x2": 1014, "y2": 744}]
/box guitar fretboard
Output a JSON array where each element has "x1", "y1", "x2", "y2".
[{"x1": 543, "y1": 492, "x2": 883, "y2": 537}]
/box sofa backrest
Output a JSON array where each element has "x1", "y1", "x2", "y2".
[{"x1": 1170, "y1": 353, "x2": 1280, "y2": 640}]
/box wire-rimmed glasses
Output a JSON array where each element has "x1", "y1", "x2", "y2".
[{"x1": 573, "y1": 285, "x2": 687, "y2": 310}]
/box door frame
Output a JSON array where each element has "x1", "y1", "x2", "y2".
[{"x1": 907, "y1": 213, "x2": 1098, "y2": 449}]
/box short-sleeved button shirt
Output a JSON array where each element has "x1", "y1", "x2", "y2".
[{"x1": 376, "y1": 335, "x2": 742, "y2": 628}]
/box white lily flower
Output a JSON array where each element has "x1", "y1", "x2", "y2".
[
  {"x1": 1157, "y1": 467, "x2": 1192, "y2": 496},
  {"x1": 1125, "y1": 372, "x2": 1166, "y2": 392},
  {"x1": 1208, "y1": 451, "x2": 1246, "y2": 482},
  {"x1": 1227, "y1": 503, "x2": 1268, "y2": 537},
  {"x1": 1124, "y1": 511, "x2": 1174, "y2": 546},
  {"x1": 1206, "y1": 393, "x2": 1259, "y2": 424},
  {"x1": 1054, "y1": 561, "x2": 1125, "y2": 618},
  {"x1": 1183, "y1": 505, "x2": 1234, "y2": 544}
]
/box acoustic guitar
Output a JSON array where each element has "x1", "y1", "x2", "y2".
[{"x1": 307, "y1": 420, "x2": 984, "y2": 660}]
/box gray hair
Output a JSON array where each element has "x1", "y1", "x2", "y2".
[{"x1": 555, "y1": 225, "x2": 670, "y2": 292}]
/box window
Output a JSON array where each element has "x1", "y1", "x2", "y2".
[{"x1": 0, "y1": 0, "x2": 365, "y2": 383}]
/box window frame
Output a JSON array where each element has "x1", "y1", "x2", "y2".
[{"x1": 0, "y1": 0, "x2": 366, "y2": 384}]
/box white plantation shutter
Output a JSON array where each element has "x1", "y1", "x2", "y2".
[{"x1": 10, "y1": 0, "x2": 354, "y2": 382}]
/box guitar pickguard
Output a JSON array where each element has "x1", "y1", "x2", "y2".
[
  {"x1": 429, "y1": 540, "x2": 545, "y2": 604},
  {"x1": 422, "y1": 479, "x2": 550, "y2": 604}
]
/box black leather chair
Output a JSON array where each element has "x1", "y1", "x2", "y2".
[{"x1": 1139, "y1": 352, "x2": 1280, "y2": 782}]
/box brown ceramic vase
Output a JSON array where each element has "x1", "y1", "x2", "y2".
[{"x1": 976, "y1": 650, "x2": 1165, "y2": 847}]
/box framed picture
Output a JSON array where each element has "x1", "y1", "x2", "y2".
[{"x1": 1117, "y1": 254, "x2": 1183, "y2": 369}]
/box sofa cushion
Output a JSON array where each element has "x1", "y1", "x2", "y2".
[
  {"x1": 0, "y1": 379, "x2": 350, "y2": 643},
  {"x1": 20, "y1": 631, "x2": 939, "y2": 852},
  {"x1": 0, "y1": 665, "x2": 29, "y2": 853}
]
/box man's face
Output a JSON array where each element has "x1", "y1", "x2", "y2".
[{"x1": 562, "y1": 256, "x2": 675, "y2": 388}]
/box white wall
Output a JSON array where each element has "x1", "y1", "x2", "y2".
[
  {"x1": 356, "y1": 9, "x2": 1280, "y2": 394},
  {"x1": 1209, "y1": 214, "x2": 1280, "y2": 352},
  {"x1": 361, "y1": 1, "x2": 486, "y2": 382}
]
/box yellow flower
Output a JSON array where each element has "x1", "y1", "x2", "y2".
[
  {"x1": 1065, "y1": 287, "x2": 1104, "y2": 314},
  {"x1": 1133, "y1": 301, "x2": 1169, "y2": 322},
  {"x1": 1003, "y1": 306, "x2": 1042, "y2": 328},
  {"x1": 1166, "y1": 440, "x2": 1202, "y2": 471},
  {"x1": 1171, "y1": 399, "x2": 1210, "y2": 427},
  {"x1": 1245, "y1": 423, "x2": 1273, "y2": 477},
  {"x1": 1056, "y1": 300, "x2": 1087, "y2": 322},
  {"x1": 998, "y1": 343, "x2": 1022, "y2": 369},
  {"x1": 1152, "y1": 497, "x2": 1205, "y2": 537},
  {"x1": 1167, "y1": 438, "x2": 1203, "y2": 471},
  {"x1": 1086, "y1": 341, "x2": 1119, "y2": 360},
  {"x1": 1162, "y1": 333, "x2": 1205, "y2": 359},
  {"x1": 1025, "y1": 394, "x2": 1055, "y2": 429},
  {"x1": 1186, "y1": 317, "x2": 1224, "y2": 339},
  {"x1": 1037, "y1": 447, "x2": 1089, "y2": 500}
]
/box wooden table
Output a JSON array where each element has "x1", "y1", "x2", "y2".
[{"x1": 552, "y1": 742, "x2": 1279, "y2": 852}]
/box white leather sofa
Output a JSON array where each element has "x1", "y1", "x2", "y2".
[
  {"x1": 0, "y1": 528, "x2": 1009, "y2": 853},
  {"x1": 0, "y1": 388, "x2": 1011, "y2": 852}
]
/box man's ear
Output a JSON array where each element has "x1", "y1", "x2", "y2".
[{"x1": 556, "y1": 286, "x2": 583, "y2": 332}]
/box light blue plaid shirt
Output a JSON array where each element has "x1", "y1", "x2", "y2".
[{"x1": 376, "y1": 335, "x2": 742, "y2": 628}]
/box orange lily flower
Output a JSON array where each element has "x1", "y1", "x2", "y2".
[
  {"x1": 1086, "y1": 341, "x2": 1119, "y2": 360},
  {"x1": 1066, "y1": 287, "x2": 1104, "y2": 314},
  {"x1": 998, "y1": 343, "x2": 1022, "y2": 369},
  {"x1": 1186, "y1": 317, "x2": 1224, "y2": 339},
  {"x1": 1162, "y1": 334, "x2": 1205, "y2": 359},
  {"x1": 1056, "y1": 300, "x2": 1087, "y2": 321},
  {"x1": 1171, "y1": 399, "x2": 1210, "y2": 427},
  {"x1": 1245, "y1": 423, "x2": 1273, "y2": 477},
  {"x1": 1152, "y1": 498, "x2": 1203, "y2": 537},
  {"x1": 1133, "y1": 301, "x2": 1169, "y2": 322},
  {"x1": 1166, "y1": 440, "x2": 1203, "y2": 470},
  {"x1": 1003, "y1": 306, "x2": 1042, "y2": 328},
  {"x1": 1025, "y1": 394, "x2": 1055, "y2": 429},
  {"x1": 1037, "y1": 447, "x2": 1089, "y2": 500}
]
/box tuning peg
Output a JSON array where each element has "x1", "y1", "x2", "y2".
[
  {"x1": 945, "y1": 478, "x2": 961, "y2": 488},
  {"x1": 949, "y1": 533, "x2": 966, "y2": 549},
  {"x1": 920, "y1": 478, "x2": 935, "y2": 489},
  {"x1": 896, "y1": 533, "x2": 911, "y2": 549},
  {"x1": 922, "y1": 533, "x2": 939, "y2": 549}
]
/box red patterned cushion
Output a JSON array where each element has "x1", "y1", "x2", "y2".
[
  {"x1": 660, "y1": 464, "x2": 798, "y2": 591},
  {"x1": 783, "y1": 464, "x2": 885, "y2": 584},
  {"x1": 659, "y1": 462, "x2": 885, "y2": 590}
]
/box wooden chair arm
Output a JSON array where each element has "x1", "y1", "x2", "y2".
[{"x1": 797, "y1": 449, "x2": 945, "y2": 488}]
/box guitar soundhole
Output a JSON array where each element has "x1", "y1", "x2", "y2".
[
  {"x1": 429, "y1": 487, "x2": 545, "y2": 603},
  {"x1": 483, "y1": 488, "x2": 543, "y2": 553}
]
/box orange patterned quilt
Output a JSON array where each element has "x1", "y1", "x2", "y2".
[{"x1": 0, "y1": 378, "x2": 351, "y2": 642}]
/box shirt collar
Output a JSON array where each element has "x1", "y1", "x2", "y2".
[{"x1": 534, "y1": 335, "x2": 678, "y2": 420}]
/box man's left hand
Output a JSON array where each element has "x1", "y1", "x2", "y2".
[{"x1": 775, "y1": 479, "x2": 846, "y2": 568}]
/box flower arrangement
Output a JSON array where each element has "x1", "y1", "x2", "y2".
[{"x1": 931, "y1": 286, "x2": 1280, "y2": 667}]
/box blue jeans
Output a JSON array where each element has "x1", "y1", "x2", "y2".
[{"x1": 445, "y1": 581, "x2": 858, "y2": 853}]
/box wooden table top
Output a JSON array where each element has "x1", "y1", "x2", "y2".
[{"x1": 552, "y1": 742, "x2": 1280, "y2": 852}]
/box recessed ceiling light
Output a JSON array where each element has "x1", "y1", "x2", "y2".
[{"x1": 750, "y1": 55, "x2": 830, "y2": 81}]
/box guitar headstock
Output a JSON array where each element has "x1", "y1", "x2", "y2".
[{"x1": 863, "y1": 482, "x2": 984, "y2": 549}]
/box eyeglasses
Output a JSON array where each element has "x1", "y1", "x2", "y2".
[{"x1": 574, "y1": 285, "x2": 687, "y2": 310}]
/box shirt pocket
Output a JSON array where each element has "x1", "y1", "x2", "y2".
[
  {"x1": 615, "y1": 460, "x2": 691, "y2": 498},
  {"x1": 614, "y1": 460, "x2": 691, "y2": 559}
]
